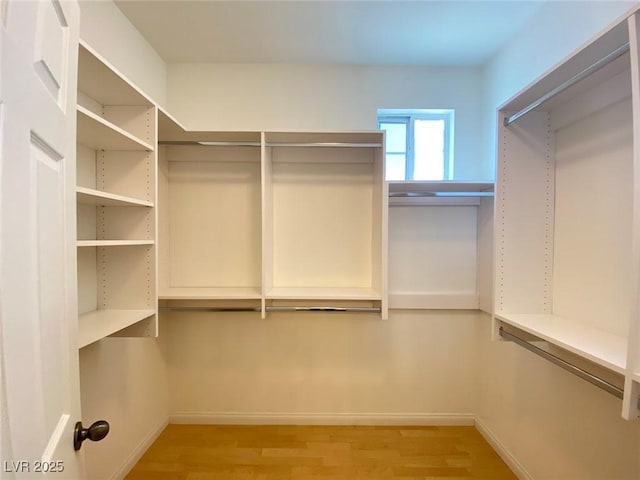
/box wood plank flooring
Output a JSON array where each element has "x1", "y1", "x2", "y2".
[{"x1": 125, "y1": 425, "x2": 518, "y2": 480}]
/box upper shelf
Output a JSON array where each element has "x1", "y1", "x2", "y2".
[
  {"x1": 501, "y1": 20, "x2": 630, "y2": 117},
  {"x1": 77, "y1": 105, "x2": 154, "y2": 151},
  {"x1": 158, "y1": 108, "x2": 261, "y2": 144},
  {"x1": 78, "y1": 42, "x2": 153, "y2": 107}
]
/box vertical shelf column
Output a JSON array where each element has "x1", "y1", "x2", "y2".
[{"x1": 624, "y1": 11, "x2": 640, "y2": 420}]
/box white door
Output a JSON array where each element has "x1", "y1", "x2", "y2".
[{"x1": 0, "y1": 1, "x2": 85, "y2": 478}]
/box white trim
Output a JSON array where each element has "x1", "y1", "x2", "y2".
[
  {"x1": 474, "y1": 416, "x2": 534, "y2": 480},
  {"x1": 168, "y1": 412, "x2": 475, "y2": 426},
  {"x1": 111, "y1": 418, "x2": 167, "y2": 480}
]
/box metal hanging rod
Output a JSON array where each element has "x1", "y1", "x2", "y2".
[
  {"x1": 499, "y1": 327, "x2": 624, "y2": 399},
  {"x1": 265, "y1": 142, "x2": 382, "y2": 148},
  {"x1": 159, "y1": 306, "x2": 261, "y2": 312},
  {"x1": 158, "y1": 141, "x2": 261, "y2": 147},
  {"x1": 158, "y1": 141, "x2": 382, "y2": 148},
  {"x1": 266, "y1": 306, "x2": 381, "y2": 313},
  {"x1": 503, "y1": 42, "x2": 630, "y2": 127},
  {"x1": 159, "y1": 306, "x2": 380, "y2": 313},
  {"x1": 389, "y1": 191, "x2": 494, "y2": 198}
]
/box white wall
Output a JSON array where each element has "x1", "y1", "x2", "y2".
[
  {"x1": 479, "y1": 2, "x2": 640, "y2": 479},
  {"x1": 77, "y1": 2, "x2": 169, "y2": 479},
  {"x1": 165, "y1": 310, "x2": 482, "y2": 423},
  {"x1": 167, "y1": 63, "x2": 486, "y2": 180},
  {"x1": 79, "y1": 339, "x2": 168, "y2": 480},
  {"x1": 79, "y1": 0, "x2": 167, "y2": 107}
]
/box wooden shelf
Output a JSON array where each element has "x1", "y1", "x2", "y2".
[
  {"x1": 78, "y1": 309, "x2": 155, "y2": 348},
  {"x1": 267, "y1": 287, "x2": 381, "y2": 301},
  {"x1": 159, "y1": 287, "x2": 262, "y2": 300},
  {"x1": 495, "y1": 313, "x2": 627, "y2": 374},
  {"x1": 77, "y1": 240, "x2": 154, "y2": 247},
  {"x1": 76, "y1": 187, "x2": 153, "y2": 207},
  {"x1": 77, "y1": 105, "x2": 154, "y2": 151}
]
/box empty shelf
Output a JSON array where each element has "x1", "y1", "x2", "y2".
[
  {"x1": 77, "y1": 240, "x2": 154, "y2": 247},
  {"x1": 77, "y1": 105, "x2": 154, "y2": 151},
  {"x1": 495, "y1": 313, "x2": 627, "y2": 374},
  {"x1": 159, "y1": 287, "x2": 262, "y2": 300},
  {"x1": 267, "y1": 287, "x2": 381, "y2": 300},
  {"x1": 78, "y1": 309, "x2": 155, "y2": 348},
  {"x1": 76, "y1": 187, "x2": 153, "y2": 207}
]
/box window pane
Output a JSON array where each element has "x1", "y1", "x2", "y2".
[
  {"x1": 385, "y1": 153, "x2": 406, "y2": 181},
  {"x1": 380, "y1": 122, "x2": 407, "y2": 153},
  {"x1": 414, "y1": 119, "x2": 445, "y2": 180}
]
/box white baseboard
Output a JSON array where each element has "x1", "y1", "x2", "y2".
[
  {"x1": 111, "y1": 417, "x2": 168, "y2": 480},
  {"x1": 474, "y1": 416, "x2": 533, "y2": 480},
  {"x1": 169, "y1": 411, "x2": 475, "y2": 426}
]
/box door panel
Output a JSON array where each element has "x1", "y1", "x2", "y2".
[
  {"x1": 34, "y1": 0, "x2": 67, "y2": 102},
  {"x1": 0, "y1": 1, "x2": 83, "y2": 477}
]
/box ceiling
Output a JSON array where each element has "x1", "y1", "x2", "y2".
[{"x1": 114, "y1": 0, "x2": 545, "y2": 67}]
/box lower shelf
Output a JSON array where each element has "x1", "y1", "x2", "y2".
[
  {"x1": 159, "y1": 287, "x2": 262, "y2": 300},
  {"x1": 267, "y1": 287, "x2": 381, "y2": 300},
  {"x1": 389, "y1": 293, "x2": 479, "y2": 309},
  {"x1": 495, "y1": 312, "x2": 627, "y2": 374},
  {"x1": 78, "y1": 308, "x2": 156, "y2": 348}
]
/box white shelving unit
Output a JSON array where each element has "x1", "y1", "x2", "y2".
[
  {"x1": 494, "y1": 13, "x2": 640, "y2": 419},
  {"x1": 157, "y1": 111, "x2": 263, "y2": 307},
  {"x1": 263, "y1": 131, "x2": 387, "y2": 319},
  {"x1": 388, "y1": 181, "x2": 494, "y2": 310},
  {"x1": 157, "y1": 117, "x2": 387, "y2": 318},
  {"x1": 75, "y1": 42, "x2": 158, "y2": 347}
]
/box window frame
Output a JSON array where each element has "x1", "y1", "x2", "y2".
[{"x1": 377, "y1": 109, "x2": 454, "y2": 181}]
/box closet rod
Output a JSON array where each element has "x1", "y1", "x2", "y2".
[
  {"x1": 265, "y1": 142, "x2": 382, "y2": 148},
  {"x1": 499, "y1": 327, "x2": 624, "y2": 399},
  {"x1": 389, "y1": 191, "x2": 494, "y2": 198},
  {"x1": 157, "y1": 141, "x2": 381, "y2": 148},
  {"x1": 159, "y1": 306, "x2": 261, "y2": 312},
  {"x1": 158, "y1": 141, "x2": 261, "y2": 147},
  {"x1": 266, "y1": 306, "x2": 381, "y2": 313},
  {"x1": 503, "y1": 42, "x2": 630, "y2": 127}
]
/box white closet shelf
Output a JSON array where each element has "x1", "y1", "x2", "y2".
[
  {"x1": 159, "y1": 287, "x2": 262, "y2": 300},
  {"x1": 77, "y1": 105, "x2": 154, "y2": 152},
  {"x1": 495, "y1": 313, "x2": 627, "y2": 374},
  {"x1": 265, "y1": 131, "x2": 383, "y2": 146},
  {"x1": 77, "y1": 240, "x2": 154, "y2": 247},
  {"x1": 78, "y1": 309, "x2": 155, "y2": 348},
  {"x1": 266, "y1": 287, "x2": 381, "y2": 300},
  {"x1": 388, "y1": 181, "x2": 494, "y2": 206},
  {"x1": 78, "y1": 42, "x2": 153, "y2": 107},
  {"x1": 76, "y1": 187, "x2": 153, "y2": 207}
]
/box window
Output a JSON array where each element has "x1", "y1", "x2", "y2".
[{"x1": 377, "y1": 109, "x2": 454, "y2": 181}]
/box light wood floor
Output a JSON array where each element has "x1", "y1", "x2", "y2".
[{"x1": 125, "y1": 425, "x2": 518, "y2": 480}]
